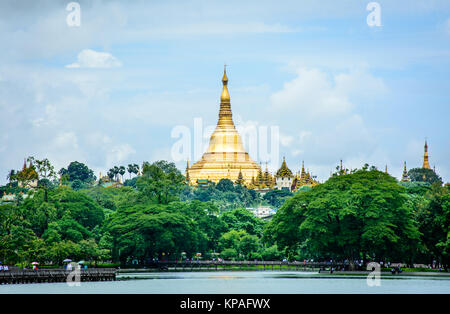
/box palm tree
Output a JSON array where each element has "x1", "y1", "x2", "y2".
[
  {"x1": 113, "y1": 166, "x2": 120, "y2": 181},
  {"x1": 127, "y1": 164, "x2": 140, "y2": 178},
  {"x1": 107, "y1": 169, "x2": 115, "y2": 181},
  {"x1": 6, "y1": 169, "x2": 16, "y2": 184},
  {"x1": 119, "y1": 166, "x2": 126, "y2": 182}
]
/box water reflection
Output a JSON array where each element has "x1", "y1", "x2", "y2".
[
  {"x1": 1, "y1": 271, "x2": 449, "y2": 294},
  {"x1": 117, "y1": 271, "x2": 450, "y2": 281}
]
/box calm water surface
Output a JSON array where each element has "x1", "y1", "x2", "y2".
[{"x1": 1, "y1": 271, "x2": 449, "y2": 294}]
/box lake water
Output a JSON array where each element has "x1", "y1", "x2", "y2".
[{"x1": 1, "y1": 271, "x2": 449, "y2": 294}]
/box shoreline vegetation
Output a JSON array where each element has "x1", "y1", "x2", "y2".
[
  {"x1": 116, "y1": 268, "x2": 450, "y2": 276},
  {"x1": 1, "y1": 159, "x2": 449, "y2": 273}
]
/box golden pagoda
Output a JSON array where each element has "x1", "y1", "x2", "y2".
[
  {"x1": 305, "y1": 169, "x2": 313, "y2": 185},
  {"x1": 185, "y1": 160, "x2": 191, "y2": 185},
  {"x1": 17, "y1": 158, "x2": 38, "y2": 188},
  {"x1": 188, "y1": 68, "x2": 260, "y2": 184},
  {"x1": 275, "y1": 157, "x2": 294, "y2": 178},
  {"x1": 253, "y1": 165, "x2": 266, "y2": 189},
  {"x1": 274, "y1": 157, "x2": 294, "y2": 190},
  {"x1": 263, "y1": 163, "x2": 275, "y2": 189},
  {"x1": 401, "y1": 161, "x2": 410, "y2": 182},
  {"x1": 235, "y1": 168, "x2": 245, "y2": 185},
  {"x1": 300, "y1": 161, "x2": 307, "y2": 184},
  {"x1": 292, "y1": 161, "x2": 319, "y2": 191},
  {"x1": 422, "y1": 140, "x2": 431, "y2": 169}
]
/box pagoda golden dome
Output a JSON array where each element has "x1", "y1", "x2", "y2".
[
  {"x1": 188, "y1": 68, "x2": 260, "y2": 184},
  {"x1": 275, "y1": 157, "x2": 293, "y2": 178}
]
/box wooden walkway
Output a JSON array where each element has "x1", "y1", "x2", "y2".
[{"x1": 0, "y1": 268, "x2": 116, "y2": 285}]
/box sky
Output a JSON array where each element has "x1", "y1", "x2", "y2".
[{"x1": 0, "y1": 0, "x2": 449, "y2": 184}]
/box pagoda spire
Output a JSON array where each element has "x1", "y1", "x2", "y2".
[
  {"x1": 188, "y1": 68, "x2": 260, "y2": 185},
  {"x1": 235, "y1": 167, "x2": 244, "y2": 185},
  {"x1": 401, "y1": 161, "x2": 410, "y2": 182},
  {"x1": 306, "y1": 169, "x2": 313, "y2": 184},
  {"x1": 300, "y1": 161, "x2": 306, "y2": 184},
  {"x1": 263, "y1": 162, "x2": 272, "y2": 188},
  {"x1": 185, "y1": 160, "x2": 190, "y2": 185},
  {"x1": 422, "y1": 140, "x2": 431, "y2": 169},
  {"x1": 217, "y1": 65, "x2": 233, "y2": 127},
  {"x1": 276, "y1": 157, "x2": 293, "y2": 178}
]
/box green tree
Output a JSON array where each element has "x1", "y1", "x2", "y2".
[
  {"x1": 71, "y1": 179, "x2": 85, "y2": 191},
  {"x1": 35, "y1": 158, "x2": 57, "y2": 183},
  {"x1": 220, "y1": 248, "x2": 238, "y2": 260},
  {"x1": 151, "y1": 160, "x2": 182, "y2": 175},
  {"x1": 119, "y1": 166, "x2": 126, "y2": 182},
  {"x1": 79, "y1": 239, "x2": 101, "y2": 264},
  {"x1": 98, "y1": 232, "x2": 114, "y2": 260},
  {"x1": 127, "y1": 163, "x2": 139, "y2": 179},
  {"x1": 415, "y1": 184, "x2": 449, "y2": 269},
  {"x1": 263, "y1": 189, "x2": 293, "y2": 208},
  {"x1": 218, "y1": 230, "x2": 245, "y2": 252},
  {"x1": 47, "y1": 240, "x2": 81, "y2": 265},
  {"x1": 137, "y1": 161, "x2": 184, "y2": 204},
  {"x1": 216, "y1": 179, "x2": 235, "y2": 192},
  {"x1": 108, "y1": 204, "x2": 205, "y2": 262},
  {"x1": 107, "y1": 169, "x2": 115, "y2": 181},
  {"x1": 260, "y1": 244, "x2": 283, "y2": 261},
  {"x1": 266, "y1": 169, "x2": 421, "y2": 263},
  {"x1": 6, "y1": 169, "x2": 17, "y2": 184},
  {"x1": 239, "y1": 234, "x2": 260, "y2": 259},
  {"x1": 409, "y1": 168, "x2": 443, "y2": 185},
  {"x1": 220, "y1": 208, "x2": 265, "y2": 236},
  {"x1": 59, "y1": 161, "x2": 95, "y2": 183}
]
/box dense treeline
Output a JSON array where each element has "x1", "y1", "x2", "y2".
[
  {"x1": 0, "y1": 159, "x2": 448, "y2": 269},
  {"x1": 265, "y1": 171, "x2": 449, "y2": 268},
  {"x1": 0, "y1": 160, "x2": 275, "y2": 266}
]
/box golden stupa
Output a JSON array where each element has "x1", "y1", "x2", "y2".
[
  {"x1": 422, "y1": 140, "x2": 431, "y2": 169},
  {"x1": 187, "y1": 68, "x2": 260, "y2": 185}
]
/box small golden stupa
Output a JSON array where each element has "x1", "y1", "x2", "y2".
[
  {"x1": 187, "y1": 68, "x2": 260, "y2": 184},
  {"x1": 422, "y1": 140, "x2": 431, "y2": 169}
]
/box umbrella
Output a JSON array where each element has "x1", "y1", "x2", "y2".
[
  {"x1": 63, "y1": 259, "x2": 72, "y2": 262},
  {"x1": 31, "y1": 262, "x2": 39, "y2": 265},
  {"x1": 77, "y1": 261, "x2": 86, "y2": 264}
]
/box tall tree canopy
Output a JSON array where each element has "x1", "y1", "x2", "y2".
[
  {"x1": 408, "y1": 167, "x2": 443, "y2": 185},
  {"x1": 137, "y1": 160, "x2": 185, "y2": 204},
  {"x1": 266, "y1": 170, "x2": 421, "y2": 262},
  {"x1": 59, "y1": 161, "x2": 96, "y2": 183},
  {"x1": 221, "y1": 208, "x2": 265, "y2": 237}
]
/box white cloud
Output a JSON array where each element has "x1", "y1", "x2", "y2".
[
  {"x1": 270, "y1": 68, "x2": 352, "y2": 117},
  {"x1": 106, "y1": 144, "x2": 136, "y2": 167},
  {"x1": 299, "y1": 131, "x2": 312, "y2": 143},
  {"x1": 53, "y1": 132, "x2": 78, "y2": 149},
  {"x1": 270, "y1": 67, "x2": 386, "y2": 119},
  {"x1": 126, "y1": 22, "x2": 297, "y2": 38},
  {"x1": 267, "y1": 67, "x2": 388, "y2": 180},
  {"x1": 279, "y1": 133, "x2": 294, "y2": 147},
  {"x1": 292, "y1": 149, "x2": 303, "y2": 156},
  {"x1": 0, "y1": 1, "x2": 448, "y2": 185},
  {"x1": 66, "y1": 49, "x2": 122, "y2": 69}
]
